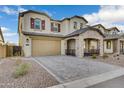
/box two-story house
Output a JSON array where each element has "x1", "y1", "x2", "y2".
[{"x1": 18, "y1": 10, "x2": 123, "y2": 57}]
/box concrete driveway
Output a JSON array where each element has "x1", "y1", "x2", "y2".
[{"x1": 33, "y1": 56, "x2": 123, "y2": 84}]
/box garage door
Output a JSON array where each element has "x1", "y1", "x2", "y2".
[{"x1": 32, "y1": 39, "x2": 61, "y2": 56}]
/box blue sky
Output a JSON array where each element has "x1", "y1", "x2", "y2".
[{"x1": 0, "y1": 5, "x2": 124, "y2": 44}]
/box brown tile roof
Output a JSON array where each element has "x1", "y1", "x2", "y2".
[
  {"x1": 19, "y1": 10, "x2": 51, "y2": 18},
  {"x1": 92, "y1": 24, "x2": 107, "y2": 30},
  {"x1": 104, "y1": 34, "x2": 120, "y2": 40},
  {"x1": 107, "y1": 27, "x2": 120, "y2": 32},
  {"x1": 65, "y1": 26, "x2": 105, "y2": 37},
  {"x1": 22, "y1": 31, "x2": 65, "y2": 38},
  {"x1": 61, "y1": 15, "x2": 88, "y2": 23},
  {"x1": 22, "y1": 26, "x2": 105, "y2": 38}
]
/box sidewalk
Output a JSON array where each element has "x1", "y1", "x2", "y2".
[
  {"x1": 50, "y1": 68, "x2": 124, "y2": 88},
  {"x1": 88, "y1": 75, "x2": 124, "y2": 88}
]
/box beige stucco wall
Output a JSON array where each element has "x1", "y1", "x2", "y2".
[
  {"x1": 61, "y1": 20, "x2": 70, "y2": 34},
  {"x1": 20, "y1": 34, "x2": 32, "y2": 57},
  {"x1": 22, "y1": 13, "x2": 51, "y2": 33},
  {"x1": 104, "y1": 40, "x2": 113, "y2": 54},
  {"x1": 61, "y1": 17, "x2": 87, "y2": 35},
  {"x1": 69, "y1": 17, "x2": 87, "y2": 33}
]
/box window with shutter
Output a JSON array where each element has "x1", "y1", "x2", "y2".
[
  {"x1": 51, "y1": 23, "x2": 54, "y2": 31},
  {"x1": 58, "y1": 24, "x2": 60, "y2": 32},
  {"x1": 30, "y1": 18, "x2": 34, "y2": 29},
  {"x1": 42, "y1": 20, "x2": 45, "y2": 30}
]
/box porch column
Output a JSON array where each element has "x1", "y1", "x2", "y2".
[
  {"x1": 75, "y1": 38, "x2": 79, "y2": 57},
  {"x1": 99, "y1": 39, "x2": 104, "y2": 56},
  {"x1": 78, "y1": 36, "x2": 84, "y2": 57},
  {"x1": 117, "y1": 39, "x2": 120, "y2": 54}
]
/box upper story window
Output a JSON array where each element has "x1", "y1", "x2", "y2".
[
  {"x1": 30, "y1": 18, "x2": 45, "y2": 30},
  {"x1": 51, "y1": 22, "x2": 61, "y2": 32},
  {"x1": 80, "y1": 23, "x2": 83, "y2": 29},
  {"x1": 112, "y1": 31, "x2": 117, "y2": 35},
  {"x1": 74, "y1": 22, "x2": 77, "y2": 29},
  {"x1": 34, "y1": 19, "x2": 41, "y2": 29}
]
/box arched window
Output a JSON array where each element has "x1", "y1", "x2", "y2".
[{"x1": 106, "y1": 41, "x2": 111, "y2": 49}]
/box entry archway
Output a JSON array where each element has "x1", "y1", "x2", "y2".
[{"x1": 66, "y1": 39, "x2": 76, "y2": 56}]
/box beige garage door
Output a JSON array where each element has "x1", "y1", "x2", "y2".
[{"x1": 32, "y1": 39, "x2": 61, "y2": 56}]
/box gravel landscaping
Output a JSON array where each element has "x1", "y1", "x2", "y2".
[
  {"x1": 0, "y1": 57, "x2": 59, "y2": 88},
  {"x1": 84, "y1": 54, "x2": 124, "y2": 67}
]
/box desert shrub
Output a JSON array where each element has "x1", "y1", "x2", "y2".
[
  {"x1": 13, "y1": 63, "x2": 30, "y2": 78},
  {"x1": 92, "y1": 54, "x2": 97, "y2": 59},
  {"x1": 102, "y1": 54, "x2": 108, "y2": 59}
]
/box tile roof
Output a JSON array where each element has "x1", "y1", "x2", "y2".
[
  {"x1": 22, "y1": 31, "x2": 65, "y2": 38},
  {"x1": 22, "y1": 26, "x2": 105, "y2": 38},
  {"x1": 65, "y1": 26, "x2": 105, "y2": 37}
]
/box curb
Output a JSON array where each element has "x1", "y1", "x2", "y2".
[{"x1": 50, "y1": 68, "x2": 124, "y2": 88}]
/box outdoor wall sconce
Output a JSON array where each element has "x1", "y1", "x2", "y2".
[{"x1": 26, "y1": 38, "x2": 29, "y2": 43}]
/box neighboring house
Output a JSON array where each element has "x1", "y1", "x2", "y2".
[
  {"x1": 93, "y1": 24, "x2": 124, "y2": 54},
  {"x1": 0, "y1": 27, "x2": 6, "y2": 58},
  {"x1": 0, "y1": 27, "x2": 4, "y2": 44},
  {"x1": 18, "y1": 10, "x2": 124, "y2": 57}
]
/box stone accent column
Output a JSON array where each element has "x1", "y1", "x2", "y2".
[
  {"x1": 99, "y1": 39, "x2": 104, "y2": 56},
  {"x1": 78, "y1": 36, "x2": 84, "y2": 58},
  {"x1": 75, "y1": 38, "x2": 79, "y2": 57},
  {"x1": 117, "y1": 39, "x2": 120, "y2": 54}
]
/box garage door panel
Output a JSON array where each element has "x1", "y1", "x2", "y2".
[{"x1": 32, "y1": 39, "x2": 61, "y2": 56}]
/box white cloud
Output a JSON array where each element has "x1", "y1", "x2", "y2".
[
  {"x1": 0, "y1": 6, "x2": 27, "y2": 15},
  {"x1": 0, "y1": 6, "x2": 17, "y2": 15},
  {"x1": 42, "y1": 10, "x2": 53, "y2": 17},
  {"x1": 1, "y1": 26, "x2": 17, "y2": 44},
  {"x1": 17, "y1": 6, "x2": 27, "y2": 13},
  {"x1": 1, "y1": 26, "x2": 10, "y2": 32},
  {"x1": 1, "y1": 26, "x2": 17, "y2": 36},
  {"x1": 83, "y1": 5, "x2": 124, "y2": 31},
  {"x1": 3, "y1": 32, "x2": 17, "y2": 37}
]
